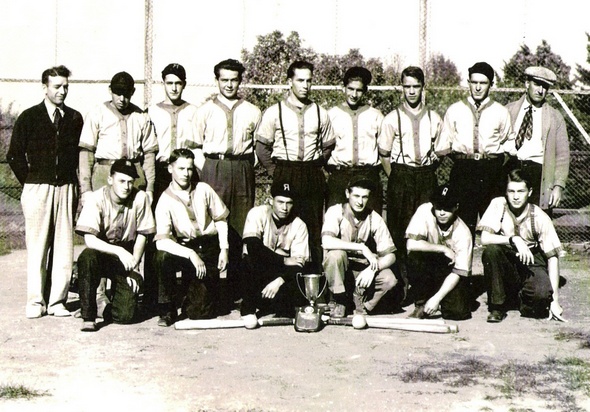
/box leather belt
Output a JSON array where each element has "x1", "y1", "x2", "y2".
[
  {"x1": 453, "y1": 153, "x2": 500, "y2": 161},
  {"x1": 204, "y1": 153, "x2": 253, "y2": 160},
  {"x1": 96, "y1": 158, "x2": 139, "y2": 166}
]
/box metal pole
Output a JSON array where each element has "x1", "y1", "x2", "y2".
[
  {"x1": 144, "y1": 0, "x2": 154, "y2": 108},
  {"x1": 419, "y1": 0, "x2": 428, "y2": 69}
]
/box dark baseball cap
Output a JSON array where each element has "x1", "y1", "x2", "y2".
[
  {"x1": 468, "y1": 62, "x2": 494, "y2": 83},
  {"x1": 271, "y1": 180, "x2": 297, "y2": 199},
  {"x1": 347, "y1": 174, "x2": 376, "y2": 192},
  {"x1": 162, "y1": 63, "x2": 186, "y2": 81},
  {"x1": 431, "y1": 184, "x2": 459, "y2": 210},
  {"x1": 110, "y1": 159, "x2": 139, "y2": 179},
  {"x1": 110, "y1": 71, "x2": 135, "y2": 96}
]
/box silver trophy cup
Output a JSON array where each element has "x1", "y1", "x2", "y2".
[{"x1": 297, "y1": 273, "x2": 327, "y2": 307}]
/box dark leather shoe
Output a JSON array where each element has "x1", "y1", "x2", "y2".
[
  {"x1": 158, "y1": 313, "x2": 176, "y2": 327},
  {"x1": 408, "y1": 305, "x2": 425, "y2": 319},
  {"x1": 487, "y1": 310, "x2": 506, "y2": 323}
]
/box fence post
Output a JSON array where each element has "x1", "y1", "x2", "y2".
[{"x1": 144, "y1": 0, "x2": 154, "y2": 109}]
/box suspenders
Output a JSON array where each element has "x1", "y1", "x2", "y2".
[
  {"x1": 394, "y1": 107, "x2": 435, "y2": 165},
  {"x1": 278, "y1": 101, "x2": 321, "y2": 162},
  {"x1": 500, "y1": 204, "x2": 540, "y2": 246}
]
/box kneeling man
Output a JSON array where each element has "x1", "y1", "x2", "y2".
[
  {"x1": 405, "y1": 185, "x2": 472, "y2": 320},
  {"x1": 154, "y1": 149, "x2": 229, "y2": 326},
  {"x1": 240, "y1": 181, "x2": 309, "y2": 322},
  {"x1": 322, "y1": 176, "x2": 397, "y2": 315},
  {"x1": 76, "y1": 160, "x2": 155, "y2": 331},
  {"x1": 479, "y1": 169, "x2": 564, "y2": 322}
]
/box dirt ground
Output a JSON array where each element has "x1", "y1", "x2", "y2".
[{"x1": 1, "y1": 245, "x2": 589, "y2": 412}]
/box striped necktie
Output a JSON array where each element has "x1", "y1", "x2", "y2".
[{"x1": 515, "y1": 106, "x2": 533, "y2": 150}]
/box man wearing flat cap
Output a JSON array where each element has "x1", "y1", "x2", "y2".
[
  {"x1": 405, "y1": 184, "x2": 472, "y2": 320},
  {"x1": 240, "y1": 180, "x2": 309, "y2": 323},
  {"x1": 79, "y1": 71, "x2": 158, "y2": 314},
  {"x1": 322, "y1": 175, "x2": 398, "y2": 315},
  {"x1": 326, "y1": 66, "x2": 384, "y2": 213},
  {"x1": 75, "y1": 159, "x2": 156, "y2": 331},
  {"x1": 439, "y1": 62, "x2": 515, "y2": 238},
  {"x1": 505, "y1": 66, "x2": 570, "y2": 214}
]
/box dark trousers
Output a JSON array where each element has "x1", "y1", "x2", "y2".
[
  {"x1": 78, "y1": 248, "x2": 142, "y2": 323},
  {"x1": 449, "y1": 158, "x2": 504, "y2": 238},
  {"x1": 406, "y1": 251, "x2": 471, "y2": 320},
  {"x1": 240, "y1": 254, "x2": 307, "y2": 317},
  {"x1": 387, "y1": 163, "x2": 437, "y2": 257},
  {"x1": 326, "y1": 166, "x2": 383, "y2": 214},
  {"x1": 154, "y1": 237, "x2": 221, "y2": 319},
  {"x1": 274, "y1": 161, "x2": 326, "y2": 271},
  {"x1": 482, "y1": 245, "x2": 553, "y2": 318}
]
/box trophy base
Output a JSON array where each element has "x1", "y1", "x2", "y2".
[{"x1": 294, "y1": 305, "x2": 324, "y2": 333}]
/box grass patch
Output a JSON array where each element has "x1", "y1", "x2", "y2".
[
  {"x1": 0, "y1": 383, "x2": 47, "y2": 399},
  {"x1": 396, "y1": 356, "x2": 590, "y2": 411},
  {"x1": 555, "y1": 329, "x2": 590, "y2": 349}
]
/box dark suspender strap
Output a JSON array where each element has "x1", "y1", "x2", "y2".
[
  {"x1": 395, "y1": 107, "x2": 405, "y2": 164},
  {"x1": 278, "y1": 101, "x2": 289, "y2": 162},
  {"x1": 530, "y1": 205, "x2": 539, "y2": 244},
  {"x1": 316, "y1": 103, "x2": 322, "y2": 156}
]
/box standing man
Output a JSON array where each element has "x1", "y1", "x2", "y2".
[
  {"x1": 240, "y1": 181, "x2": 309, "y2": 322},
  {"x1": 146, "y1": 63, "x2": 199, "y2": 313},
  {"x1": 378, "y1": 66, "x2": 444, "y2": 261},
  {"x1": 8, "y1": 65, "x2": 83, "y2": 318},
  {"x1": 439, "y1": 62, "x2": 515, "y2": 238},
  {"x1": 505, "y1": 66, "x2": 569, "y2": 214},
  {"x1": 195, "y1": 58, "x2": 261, "y2": 236},
  {"x1": 79, "y1": 71, "x2": 158, "y2": 204},
  {"x1": 322, "y1": 176, "x2": 398, "y2": 315},
  {"x1": 326, "y1": 66, "x2": 384, "y2": 213},
  {"x1": 75, "y1": 160, "x2": 155, "y2": 332},
  {"x1": 405, "y1": 185, "x2": 472, "y2": 320},
  {"x1": 479, "y1": 169, "x2": 564, "y2": 323},
  {"x1": 256, "y1": 60, "x2": 336, "y2": 269},
  {"x1": 153, "y1": 149, "x2": 229, "y2": 326},
  {"x1": 148, "y1": 63, "x2": 199, "y2": 203}
]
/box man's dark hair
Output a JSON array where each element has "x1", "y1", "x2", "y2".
[
  {"x1": 169, "y1": 148, "x2": 195, "y2": 164},
  {"x1": 287, "y1": 60, "x2": 314, "y2": 79},
  {"x1": 214, "y1": 59, "x2": 245, "y2": 81},
  {"x1": 42, "y1": 65, "x2": 71, "y2": 85},
  {"x1": 507, "y1": 168, "x2": 532, "y2": 190},
  {"x1": 401, "y1": 66, "x2": 425, "y2": 85},
  {"x1": 343, "y1": 67, "x2": 372, "y2": 88}
]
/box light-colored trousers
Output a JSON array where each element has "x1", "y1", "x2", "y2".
[{"x1": 21, "y1": 183, "x2": 75, "y2": 311}]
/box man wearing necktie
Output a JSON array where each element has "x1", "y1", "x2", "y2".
[
  {"x1": 439, "y1": 62, "x2": 515, "y2": 239},
  {"x1": 8, "y1": 65, "x2": 84, "y2": 318},
  {"x1": 505, "y1": 66, "x2": 570, "y2": 215}
]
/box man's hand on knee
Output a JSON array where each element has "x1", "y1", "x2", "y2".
[
  {"x1": 261, "y1": 278, "x2": 285, "y2": 299},
  {"x1": 356, "y1": 267, "x2": 375, "y2": 289}
]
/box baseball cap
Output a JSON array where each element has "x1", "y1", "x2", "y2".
[
  {"x1": 110, "y1": 71, "x2": 135, "y2": 96},
  {"x1": 271, "y1": 180, "x2": 297, "y2": 199},
  {"x1": 162, "y1": 63, "x2": 186, "y2": 81},
  {"x1": 524, "y1": 66, "x2": 556, "y2": 86},
  {"x1": 468, "y1": 62, "x2": 494, "y2": 83},
  {"x1": 110, "y1": 159, "x2": 139, "y2": 179},
  {"x1": 347, "y1": 174, "x2": 376, "y2": 192},
  {"x1": 431, "y1": 184, "x2": 459, "y2": 210}
]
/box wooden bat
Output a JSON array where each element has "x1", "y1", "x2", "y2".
[
  {"x1": 326, "y1": 317, "x2": 458, "y2": 333},
  {"x1": 174, "y1": 317, "x2": 294, "y2": 330},
  {"x1": 362, "y1": 317, "x2": 447, "y2": 326}
]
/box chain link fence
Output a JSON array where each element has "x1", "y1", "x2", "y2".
[{"x1": 1, "y1": 84, "x2": 589, "y2": 253}]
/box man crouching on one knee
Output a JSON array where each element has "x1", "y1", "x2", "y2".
[
  {"x1": 322, "y1": 175, "x2": 397, "y2": 316},
  {"x1": 478, "y1": 169, "x2": 564, "y2": 323},
  {"x1": 405, "y1": 184, "x2": 472, "y2": 320}
]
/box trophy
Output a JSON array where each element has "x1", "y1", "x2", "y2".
[{"x1": 295, "y1": 273, "x2": 327, "y2": 332}]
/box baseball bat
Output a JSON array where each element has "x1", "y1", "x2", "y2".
[
  {"x1": 363, "y1": 317, "x2": 447, "y2": 326},
  {"x1": 174, "y1": 317, "x2": 294, "y2": 330},
  {"x1": 326, "y1": 317, "x2": 458, "y2": 333}
]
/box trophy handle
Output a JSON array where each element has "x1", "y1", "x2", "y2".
[
  {"x1": 318, "y1": 272, "x2": 328, "y2": 299},
  {"x1": 296, "y1": 272, "x2": 305, "y2": 299}
]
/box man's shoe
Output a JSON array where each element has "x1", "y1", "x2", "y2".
[
  {"x1": 331, "y1": 303, "x2": 347, "y2": 318},
  {"x1": 408, "y1": 305, "x2": 425, "y2": 319},
  {"x1": 26, "y1": 305, "x2": 46, "y2": 319},
  {"x1": 158, "y1": 313, "x2": 176, "y2": 327},
  {"x1": 487, "y1": 310, "x2": 507, "y2": 323},
  {"x1": 48, "y1": 304, "x2": 71, "y2": 317},
  {"x1": 80, "y1": 321, "x2": 98, "y2": 332}
]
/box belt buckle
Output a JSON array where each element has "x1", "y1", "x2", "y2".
[
  {"x1": 474, "y1": 153, "x2": 481, "y2": 161},
  {"x1": 218, "y1": 154, "x2": 225, "y2": 160}
]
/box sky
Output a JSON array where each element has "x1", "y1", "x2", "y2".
[{"x1": 0, "y1": 0, "x2": 588, "y2": 115}]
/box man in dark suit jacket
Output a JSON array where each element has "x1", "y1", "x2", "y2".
[
  {"x1": 505, "y1": 66, "x2": 570, "y2": 214},
  {"x1": 8, "y1": 65, "x2": 84, "y2": 319}
]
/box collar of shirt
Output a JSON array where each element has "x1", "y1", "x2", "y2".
[
  {"x1": 44, "y1": 98, "x2": 64, "y2": 120},
  {"x1": 170, "y1": 185, "x2": 191, "y2": 203},
  {"x1": 285, "y1": 95, "x2": 310, "y2": 111},
  {"x1": 217, "y1": 94, "x2": 239, "y2": 110},
  {"x1": 467, "y1": 96, "x2": 490, "y2": 109},
  {"x1": 107, "y1": 186, "x2": 132, "y2": 207},
  {"x1": 401, "y1": 101, "x2": 427, "y2": 119},
  {"x1": 339, "y1": 103, "x2": 369, "y2": 116}
]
